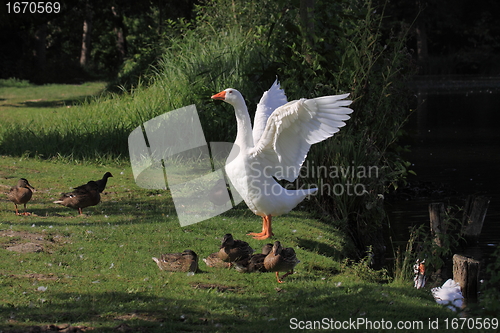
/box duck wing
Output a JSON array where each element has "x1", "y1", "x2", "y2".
[{"x1": 249, "y1": 93, "x2": 353, "y2": 182}]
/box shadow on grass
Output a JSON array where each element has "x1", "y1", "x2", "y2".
[
  {"x1": 1, "y1": 197, "x2": 178, "y2": 227},
  {"x1": 0, "y1": 128, "x2": 129, "y2": 160},
  {"x1": 297, "y1": 237, "x2": 343, "y2": 259},
  {"x1": 1, "y1": 98, "x2": 90, "y2": 109},
  {"x1": 19, "y1": 97, "x2": 91, "y2": 108},
  {"x1": 0, "y1": 281, "x2": 458, "y2": 333}
]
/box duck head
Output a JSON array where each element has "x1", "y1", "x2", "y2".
[
  {"x1": 271, "y1": 241, "x2": 283, "y2": 256},
  {"x1": 220, "y1": 233, "x2": 235, "y2": 249},
  {"x1": 19, "y1": 178, "x2": 35, "y2": 190}
]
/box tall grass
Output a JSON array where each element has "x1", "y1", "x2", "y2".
[{"x1": 393, "y1": 205, "x2": 465, "y2": 283}]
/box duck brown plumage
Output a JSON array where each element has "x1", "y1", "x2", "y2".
[
  {"x1": 217, "y1": 233, "x2": 254, "y2": 264},
  {"x1": 53, "y1": 180, "x2": 100, "y2": 215},
  {"x1": 152, "y1": 249, "x2": 198, "y2": 273},
  {"x1": 8, "y1": 178, "x2": 34, "y2": 216},
  {"x1": 235, "y1": 243, "x2": 273, "y2": 273},
  {"x1": 264, "y1": 241, "x2": 300, "y2": 283},
  {"x1": 203, "y1": 252, "x2": 228, "y2": 268}
]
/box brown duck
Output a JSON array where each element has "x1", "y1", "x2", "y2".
[
  {"x1": 235, "y1": 243, "x2": 273, "y2": 273},
  {"x1": 217, "y1": 233, "x2": 254, "y2": 264},
  {"x1": 152, "y1": 249, "x2": 198, "y2": 273},
  {"x1": 264, "y1": 241, "x2": 300, "y2": 283},
  {"x1": 53, "y1": 180, "x2": 100, "y2": 215},
  {"x1": 8, "y1": 178, "x2": 34, "y2": 216},
  {"x1": 203, "y1": 252, "x2": 228, "y2": 268}
]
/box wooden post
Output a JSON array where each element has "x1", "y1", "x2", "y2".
[
  {"x1": 453, "y1": 254, "x2": 480, "y2": 302},
  {"x1": 461, "y1": 195, "x2": 490, "y2": 243},
  {"x1": 429, "y1": 202, "x2": 446, "y2": 247}
]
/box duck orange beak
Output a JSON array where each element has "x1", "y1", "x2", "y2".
[{"x1": 211, "y1": 91, "x2": 226, "y2": 101}]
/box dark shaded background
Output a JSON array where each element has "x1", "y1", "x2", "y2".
[{"x1": 1, "y1": 0, "x2": 500, "y2": 85}]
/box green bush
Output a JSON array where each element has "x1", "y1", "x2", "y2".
[{"x1": 246, "y1": 0, "x2": 416, "y2": 262}]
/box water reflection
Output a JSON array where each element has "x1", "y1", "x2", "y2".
[{"x1": 386, "y1": 78, "x2": 500, "y2": 261}]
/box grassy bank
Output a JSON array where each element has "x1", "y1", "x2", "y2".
[
  {"x1": 0, "y1": 29, "x2": 269, "y2": 163},
  {"x1": 0, "y1": 80, "x2": 107, "y2": 124},
  {"x1": 0, "y1": 155, "x2": 463, "y2": 332}
]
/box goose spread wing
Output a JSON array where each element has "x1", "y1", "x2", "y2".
[
  {"x1": 249, "y1": 94, "x2": 353, "y2": 182},
  {"x1": 252, "y1": 79, "x2": 288, "y2": 145}
]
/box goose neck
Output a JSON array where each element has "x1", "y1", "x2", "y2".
[{"x1": 233, "y1": 103, "x2": 253, "y2": 149}]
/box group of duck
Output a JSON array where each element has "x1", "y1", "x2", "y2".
[
  {"x1": 153, "y1": 233, "x2": 300, "y2": 283},
  {"x1": 6, "y1": 172, "x2": 113, "y2": 216}
]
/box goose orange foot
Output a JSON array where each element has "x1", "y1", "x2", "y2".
[{"x1": 247, "y1": 215, "x2": 274, "y2": 240}]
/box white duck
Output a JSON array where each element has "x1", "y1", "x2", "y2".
[{"x1": 211, "y1": 80, "x2": 353, "y2": 239}]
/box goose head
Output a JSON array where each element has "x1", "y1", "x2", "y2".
[{"x1": 211, "y1": 88, "x2": 246, "y2": 108}]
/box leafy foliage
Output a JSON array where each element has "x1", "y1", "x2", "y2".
[
  {"x1": 242, "y1": 0, "x2": 417, "y2": 261},
  {"x1": 476, "y1": 246, "x2": 500, "y2": 316},
  {"x1": 393, "y1": 205, "x2": 464, "y2": 282}
]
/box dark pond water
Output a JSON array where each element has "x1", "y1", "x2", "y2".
[{"x1": 385, "y1": 77, "x2": 500, "y2": 267}]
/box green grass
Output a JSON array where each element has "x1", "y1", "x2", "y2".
[
  {"x1": 0, "y1": 73, "x2": 481, "y2": 333},
  {"x1": 0, "y1": 81, "x2": 107, "y2": 124},
  {"x1": 0, "y1": 155, "x2": 468, "y2": 332}
]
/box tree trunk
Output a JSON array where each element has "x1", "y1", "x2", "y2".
[
  {"x1": 453, "y1": 254, "x2": 479, "y2": 303},
  {"x1": 112, "y1": 5, "x2": 127, "y2": 64},
  {"x1": 461, "y1": 195, "x2": 490, "y2": 244},
  {"x1": 415, "y1": 1, "x2": 428, "y2": 74},
  {"x1": 34, "y1": 22, "x2": 47, "y2": 82},
  {"x1": 429, "y1": 202, "x2": 445, "y2": 247},
  {"x1": 300, "y1": 0, "x2": 315, "y2": 65},
  {"x1": 80, "y1": 1, "x2": 93, "y2": 68}
]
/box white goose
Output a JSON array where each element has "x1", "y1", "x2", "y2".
[
  {"x1": 431, "y1": 279, "x2": 464, "y2": 311},
  {"x1": 211, "y1": 80, "x2": 353, "y2": 239}
]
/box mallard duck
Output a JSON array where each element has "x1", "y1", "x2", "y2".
[
  {"x1": 8, "y1": 178, "x2": 35, "y2": 216},
  {"x1": 203, "y1": 252, "x2": 228, "y2": 268},
  {"x1": 53, "y1": 180, "x2": 100, "y2": 215},
  {"x1": 413, "y1": 259, "x2": 426, "y2": 289},
  {"x1": 95, "y1": 172, "x2": 113, "y2": 193},
  {"x1": 264, "y1": 241, "x2": 300, "y2": 283},
  {"x1": 211, "y1": 80, "x2": 353, "y2": 239},
  {"x1": 235, "y1": 243, "x2": 273, "y2": 273},
  {"x1": 152, "y1": 249, "x2": 198, "y2": 273},
  {"x1": 217, "y1": 233, "x2": 254, "y2": 264}
]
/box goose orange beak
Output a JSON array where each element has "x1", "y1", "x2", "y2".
[{"x1": 211, "y1": 91, "x2": 226, "y2": 100}]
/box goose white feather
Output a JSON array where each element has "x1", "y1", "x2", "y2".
[
  {"x1": 212, "y1": 79, "x2": 353, "y2": 239},
  {"x1": 431, "y1": 279, "x2": 464, "y2": 311}
]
